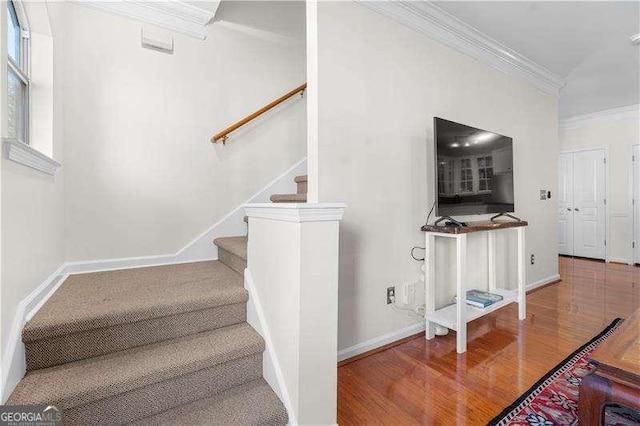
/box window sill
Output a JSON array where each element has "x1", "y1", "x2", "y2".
[{"x1": 3, "y1": 138, "x2": 61, "y2": 175}]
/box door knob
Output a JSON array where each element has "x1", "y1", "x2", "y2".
[
  {"x1": 567, "y1": 208, "x2": 572, "y2": 211},
  {"x1": 574, "y1": 208, "x2": 580, "y2": 212}
]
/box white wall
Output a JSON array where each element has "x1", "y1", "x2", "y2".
[
  {"x1": 559, "y1": 112, "x2": 639, "y2": 263},
  {"x1": 246, "y1": 204, "x2": 343, "y2": 425},
  {"x1": 1, "y1": 2, "x2": 65, "y2": 363},
  {"x1": 51, "y1": 1, "x2": 306, "y2": 262},
  {"x1": 317, "y1": 3, "x2": 559, "y2": 352}
]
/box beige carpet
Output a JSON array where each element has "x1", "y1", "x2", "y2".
[{"x1": 9, "y1": 260, "x2": 287, "y2": 425}]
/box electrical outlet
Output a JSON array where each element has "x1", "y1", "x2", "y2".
[
  {"x1": 387, "y1": 287, "x2": 395, "y2": 305},
  {"x1": 531, "y1": 254, "x2": 535, "y2": 265}
]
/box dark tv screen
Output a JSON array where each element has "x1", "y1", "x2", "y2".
[{"x1": 434, "y1": 117, "x2": 514, "y2": 217}]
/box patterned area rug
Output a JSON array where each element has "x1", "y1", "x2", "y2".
[{"x1": 488, "y1": 318, "x2": 639, "y2": 426}]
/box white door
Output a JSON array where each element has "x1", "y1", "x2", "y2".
[
  {"x1": 557, "y1": 149, "x2": 606, "y2": 260},
  {"x1": 557, "y1": 153, "x2": 574, "y2": 256},
  {"x1": 573, "y1": 150, "x2": 606, "y2": 259},
  {"x1": 634, "y1": 145, "x2": 639, "y2": 264}
]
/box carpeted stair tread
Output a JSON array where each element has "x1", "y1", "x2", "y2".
[
  {"x1": 270, "y1": 193, "x2": 307, "y2": 203},
  {"x1": 130, "y1": 378, "x2": 288, "y2": 426},
  {"x1": 213, "y1": 236, "x2": 247, "y2": 260},
  {"x1": 294, "y1": 175, "x2": 307, "y2": 183},
  {"x1": 8, "y1": 323, "x2": 264, "y2": 410},
  {"x1": 23, "y1": 261, "x2": 246, "y2": 342}
]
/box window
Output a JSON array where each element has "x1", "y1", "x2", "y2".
[
  {"x1": 6, "y1": 0, "x2": 29, "y2": 143},
  {"x1": 478, "y1": 156, "x2": 493, "y2": 191},
  {"x1": 460, "y1": 158, "x2": 473, "y2": 193},
  {"x1": 437, "y1": 158, "x2": 454, "y2": 195}
]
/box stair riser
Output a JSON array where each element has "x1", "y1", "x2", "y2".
[
  {"x1": 63, "y1": 354, "x2": 263, "y2": 425},
  {"x1": 25, "y1": 304, "x2": 246, "y2": 371},
  {"x1": 297, "y1": 181, "x2": 307, "y2": 194},
  {"x1": 218, "y1": 248, "x2": 247, "y2": 275}
]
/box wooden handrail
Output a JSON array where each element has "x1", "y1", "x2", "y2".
[{"x1": 211, "y1": 83, "x2": 307, "y2": 144}]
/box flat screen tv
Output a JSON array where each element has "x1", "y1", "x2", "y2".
[{"x1": 434, "y1": 117, "x2": 514, "y2": 218}]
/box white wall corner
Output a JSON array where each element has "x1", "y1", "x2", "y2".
[
  {"x1": 245, "y1": 202, "x2": 346, "y2": 223},
  {"x1": 559, "y1": 104, "x2": 640, "y2": 130},
  {"x1": 355, "y1": 0, "x2": 565, "y2": 96},
  {"x1": 244, "y1": 269, "x2": 297, "y2": 426},
  {"x1": 73, "y1": 0, "x2": 219, "y2": 40},
  {"x1": 3, "y1": 138, "x2": 61, "y2": 175}
]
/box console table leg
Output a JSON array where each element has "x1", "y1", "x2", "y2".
[
  {"x1": 517, "y1": 227, "x2": 526, "y2": 320},
  {"x1": 456, "y1": 234, "x2": 467, "y2": 354},
  {"x1": 425, "y1": 234, "x2": 436, "y2": 340},
  {"x1": 488, "y1": 232, "x2": 496, "y2": 291}
]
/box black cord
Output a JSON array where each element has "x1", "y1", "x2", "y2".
[
  {"x1": 426, "y1": 200, "x2": 436, "y2": 226},
  {"x1": 411, "y1": 246, "x2": 425, "y2": 261},
  {"x1": 413, "y1": 200, "x2": 436, "y2": 262}
]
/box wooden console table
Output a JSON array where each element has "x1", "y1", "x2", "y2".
[
  {"x1": 578, "y1": 308, "x2": 640, "y2": 424},
  {"x1": 421, "y1": 220, "x2": 528, "y2": 354}
]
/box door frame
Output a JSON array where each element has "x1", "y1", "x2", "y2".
[
  {"x1": 631, "y1": 143, "x2": 639, "y2": 265},
  {"x1": 559, "y1": 147, "x2": 609, "y2": 262}
]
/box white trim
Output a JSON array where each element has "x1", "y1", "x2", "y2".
[
  {"x1": 305, "y1": 0, "x2": 319, "y2": 203},
  {"x1": 65, "y1": 253, "x2": 180, "y2": 275},
  {"x1": 559, "y1": 104, "x2": 640, "y2": 130},
  {"x1": 525, "y1": 273, "x2": 561, "y2": 292},
  {"x1": 3, "y1": 138, "x2": 60, "y2": 175},
  {"x1": 177, "y1": 158, "x2": 307, "y2": 262},
  {"x1": 244, "y1": 270, "x2": 297, "y2": 425},
  {"x1": 245, "y1": 203, "x2": 346, "y2": 223},
  {"x1": 355, "y1": 0, "x2": 565, "y2": 96},
  {"x1": 73, "y1": 0, "x2": 218, "y2": 40},
  {"x1": 609, "y1": 258, "x2": 630, "y2": 265},
  {"x1": 1, "y1": 264, "x2": 67, "y2": 402},
  {"x1": 632, "y1": 144, "x2": 639, "y2": 265},
  {"x1": 337, "y1": 322, "x2": 426, "y2": 363}
]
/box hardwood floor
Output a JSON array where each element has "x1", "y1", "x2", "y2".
[{"x1": 337, "y1": 257, "x2": 640, "y2": 425}]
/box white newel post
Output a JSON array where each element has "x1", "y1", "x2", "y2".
[{"x1": 245, "y1": 203, "x2": 346, "y2": 426}]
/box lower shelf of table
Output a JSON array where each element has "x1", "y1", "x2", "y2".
[{"x1": 425, "y1": 288, "x2": 519, "y2": 331}]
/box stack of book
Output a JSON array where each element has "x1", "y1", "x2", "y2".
[{"x1": 465, "y1": 290, "x2": 503, "y2": 308}]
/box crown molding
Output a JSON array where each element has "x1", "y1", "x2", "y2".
[
  {"x1": 245, "y1": 203, "x2": 347, "y2": 223},
  {"x1": 559, "y1": 104, "x2": 640, "y2": 130},
  {"x1": 356, "y1": 0, "x2": 566, "y2": 97},
  {"x1": 74, "y1": 0, "x2": 219, "y2": 40}
]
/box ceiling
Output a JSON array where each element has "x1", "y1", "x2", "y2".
[{"x1": 432, "y1": 1, "x2": 640, "y2": 118}]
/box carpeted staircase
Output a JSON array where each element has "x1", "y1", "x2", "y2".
[
  {"x1": 6, "y1": 174, "x2": 307, "y2": 425},
  {"x1": 214, "y1": 174, "x2": 307, "y2": 274}
]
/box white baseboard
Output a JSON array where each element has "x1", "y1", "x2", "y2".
[
  {"x1": 337, "y1": 273, "x2": 563, "y2": 364},
  {"x1": 244, "y1": 269, "x2": 297, "y2": 425},
  {"x1": 526, "y1": 274, "x2": 561, "y2": 292},
  {"x1": 608, "y1": 258, "x2": 630, "y2": 265},
  {"x1": 337, "y1": 322, "x2": 426, "y2": 363},
  {"x1": 1, "y1": 264, "x2": 67, "y2": 403}
]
